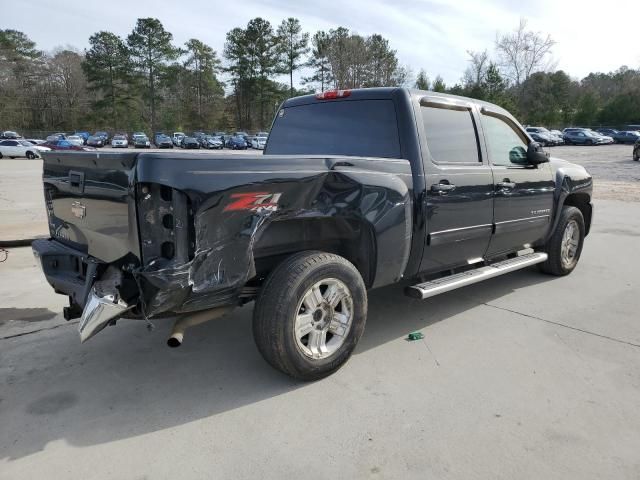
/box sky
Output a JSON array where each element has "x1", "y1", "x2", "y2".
[{"x1": 4, "y1": 0, "x2": 640, "y2": 88}]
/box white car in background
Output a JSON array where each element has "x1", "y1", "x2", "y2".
[
  {"x1": 0, "y1": 139, "x2": 51, "y2": 159},
  {"x1": 66, "y1": 135, "x2": 84, "y2": 146},
  {"x1": 251, "y1": 135, "x2": 268, "y2": 150},
  {"x1": 111, "y1": 135, "x2": 128, "y2": 148},
  {"x1": 172, "y1": 132, "x2": 185, "y2": 146}
]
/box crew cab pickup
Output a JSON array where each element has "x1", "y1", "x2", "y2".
[{"x1": 33, "y1": 88, "x2": 593, "y2": 380}]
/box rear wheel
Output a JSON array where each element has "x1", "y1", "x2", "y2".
[
  {"x1": 634, "y1": 149, "x2": 639, "y2": 161},
  {"x1": 26, "y1": 151, "x2": 36, "y2": 159},
  {"x1": 539, "y1": 206, "x2": 585, "y2": 276},
  {"x1": 253, "y1": 251, "x2": 367, "y2": 381}
]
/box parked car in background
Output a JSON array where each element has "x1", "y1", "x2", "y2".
[
  {"x1": 525, "y1": 127, "x2": 563, "y2": 145},
  {"x1": 612, "y1": 130, "x2": 640, "y2": 144},
  {"x1": 564, "y1": 130, "x2": 611, "y2": 145},
  {"x1": 227, "y1": 135, "x2": 248, "y2": 150},
  {"x1": 134, "y1": 135, "x2": 151, "y2": 148},
  {"x1": 213, "y1": 131, "x2": 226, "y2": 137},
  {"x1": 43, "y1": 139, "x2": 94, "y2": 151},
  {"x1": 526, "y1": 127, "x2": 564, "y2": 147},
  {"x1": 172, "y1": 132, "x2": 185, "y2": 146},
  {"x1": 203, "y1": 135, "x2": 224, "y2": 149},
  {"x1": 111, "y1": 135, "x2": 128, "y2": 148},
  {"x1": 66, "y1": 135, "x2": 85, "y2": 146},
  {"x1": 181, "y1": 136, "x2": 200, "y2": 149},
  {"x1": 251, "y1": 135, "x2": 268, "y2": 149},
  {"x1": 131, "y1": 132, "x2": 146, "y2": 145},
  {"x1": 0, "y1": 139, "x2": 50, "y2": 159},
  {"x1": 86, "y1": 135, "x2": 105, "y2": 147},
  {"x1": 95, "y1": 131, "x2": 109, "y2": 143},
  {"x1": 46, "y1": 134, "x2": 64, "y2": 142},
  {"x1": 73, "y1": 131, "x2": 90, "y2": 143},
  {"x1": 597, "y1": 128, "x2": 618, "y2": 137},
  {"x1": 634, "y1": 139, "x2": 639, "y2": 161},
  {"x1": 154, "y1": 134, "x2": 174, "y2": 148},
  {"x1": 1, "y1": 131, "x2": 20, "y2": 139},
  {"x1": 233, "y1": 131, "x2": 250, "y2": 144}
]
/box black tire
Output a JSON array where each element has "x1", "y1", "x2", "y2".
[
  {"x1": 539, "y1": 206, "x2": 585, "y2": 276},
  {"x1": 26, "y1": 151, "x2": 36, "y2": 159},
  {"x1": 253, "y1": 251, "x2": 367, "y2": 381},
  {"x1": 633, "y1": 150, "x2": 639, "y2": 161},
  {"x1": 585, "y1": 139, "x2": 593, "y2": 146},
  {"x1": 0, "y1": 152, "x2": 3, "y2": 159}
]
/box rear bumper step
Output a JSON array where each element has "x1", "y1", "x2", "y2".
[{"x1": 405, "y1": 252, "x2": 548, "y2": 300}]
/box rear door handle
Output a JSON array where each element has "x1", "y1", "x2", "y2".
[{"x1": 431, "y1": 182, "x2": 456, "y2": 194}]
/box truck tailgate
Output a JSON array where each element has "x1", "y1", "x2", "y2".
[{"x1": 42, "y1": 151, "x2": 140, "y2": 262}]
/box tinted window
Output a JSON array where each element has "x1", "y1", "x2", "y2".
[
  {"x1": 265, "y1": 99, "x2": 401, "y2": 158},
  {"x1": 421, "y1": 106, "x2": 480, "y2": 163},
  {"x1": 482, "y1": 114, "x2": 529, "y2": 167}
]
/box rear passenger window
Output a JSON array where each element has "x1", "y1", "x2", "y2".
[{"x1": 421, "y1": 106, "x2": 480, "y2": 163}]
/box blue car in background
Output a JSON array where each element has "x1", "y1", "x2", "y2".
[
  {"x1": 73, "y1": 131, "x2": 90, "y2": 144},
  {"x1": 612, "y1": 130, "x2": 640, "y2": 144},
  {"x1": 226, "y1": 135, "x2": 248, "y2": 150}
]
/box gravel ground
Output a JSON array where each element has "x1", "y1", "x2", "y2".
[{"x1": 546, "y1": 143, "x2": 640, "y2": 201}]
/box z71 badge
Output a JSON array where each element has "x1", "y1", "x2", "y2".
[{"x1": 224, "y1": 192, "x2": 283, "y2": 213}]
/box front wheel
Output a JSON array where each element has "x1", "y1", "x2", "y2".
[
  {"x1": 539, "y1": 206, "x2": 585, "y2": 276},
  {"x1": 26, "y1": 151, "x2": 36, "y2": 159},
  {"x1": 253, "y1": 251, "x2": 367, "y2": 381}
]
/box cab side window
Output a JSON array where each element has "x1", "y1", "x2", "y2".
[
  {"x1": 421, "y1": 106, "x2": 481, "y2": 164},
  {"x1": 482, "y1": 114, "x2": 529, "y2": 166}
]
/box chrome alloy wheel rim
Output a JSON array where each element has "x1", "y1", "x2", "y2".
[
  {"x1": 561, "y1": 219, "x2": 580, "y2": 268},
  {"x1": 293, "y1": 278, "x2": 354, "y2": 360}
]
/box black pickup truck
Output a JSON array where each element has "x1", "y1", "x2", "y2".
[{"x1": 33, "y1": 88, "x2": 593, "y2": 380}]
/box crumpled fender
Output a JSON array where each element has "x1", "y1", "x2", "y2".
[{"x1": 133, "y1": 154, "x2": 413, "y2": 316}]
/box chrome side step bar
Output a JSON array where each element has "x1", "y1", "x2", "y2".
[{"x1": 405, "y1": 252, "x2": 548, "y2": 300}]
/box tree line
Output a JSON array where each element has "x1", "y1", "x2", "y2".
[{"x1": 1, "y1": 17, "x2": 639, "y2": 135}]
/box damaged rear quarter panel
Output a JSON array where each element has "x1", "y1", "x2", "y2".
[{"x1": 135, "y1": 153, "x2": 412, "y2": 316}]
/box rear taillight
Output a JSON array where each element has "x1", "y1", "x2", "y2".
[{"x1": 315, "y1": 89, "x2": 351, "y2": 100}]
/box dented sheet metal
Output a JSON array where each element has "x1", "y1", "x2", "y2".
[{"x1": 133, "y1": 153, "x2": 413, "y2": 317}]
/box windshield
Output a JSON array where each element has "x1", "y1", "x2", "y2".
[
  {"x1": 19, "y1": 140, "x2": 32, "y2": 146},
  {"x1": 113, "y1": 135, "x2": 125, "y2": 140}
]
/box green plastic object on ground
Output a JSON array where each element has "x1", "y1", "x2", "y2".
[{"x1": 407, "y1": 332, "x2": 425, "y2": 341}]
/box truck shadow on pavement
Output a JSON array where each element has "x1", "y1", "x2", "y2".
[{"x1": 1, "y1": 267, "x2": 554, "y2": 460}]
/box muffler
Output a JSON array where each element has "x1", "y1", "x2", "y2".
[{"x1": 167, "y1": 307, "x2": 231, "y2": 347}]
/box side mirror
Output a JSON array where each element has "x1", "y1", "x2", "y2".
[{"x1": 527, "y1": 142, "x2": 549, "y2": 165}]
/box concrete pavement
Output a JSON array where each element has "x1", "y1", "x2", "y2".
[{"x1": 1, "y1": 199, "x2": 639, "y2": 479}]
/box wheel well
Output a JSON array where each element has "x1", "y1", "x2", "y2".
[
  {"x1": 253, "y1": 217, "x2": 376, "y2": 288},
  {"x1": 564, "y1": 193, "x2": 592, "y2": 235}
]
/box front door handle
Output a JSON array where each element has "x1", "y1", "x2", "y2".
[
  {"x1": 496, "y1": 180, "x2": 516, "y2": 190},
  {"x1": 431, "y1": 182, "x2": 456, "y2": 194}
]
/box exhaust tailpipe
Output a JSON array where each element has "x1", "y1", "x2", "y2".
[{"x1": 167, "y1": 307, "x2": 231, "y2": 347}]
